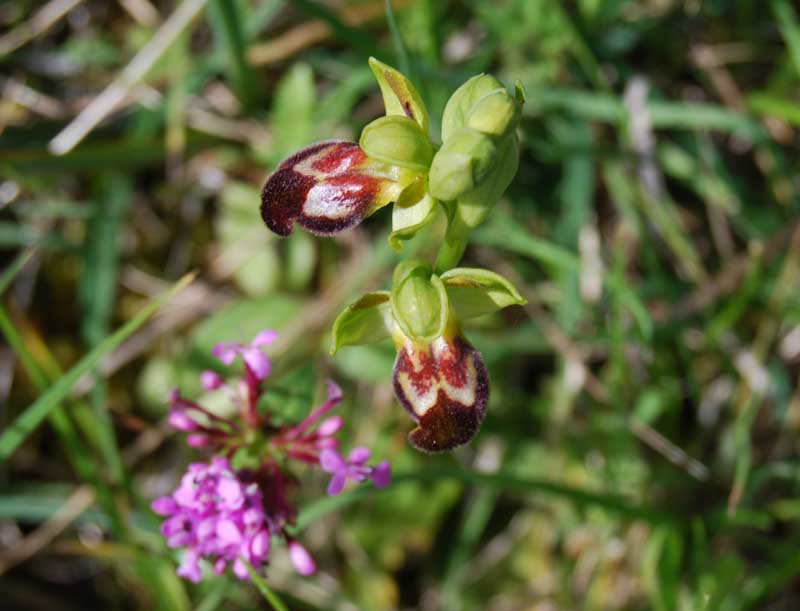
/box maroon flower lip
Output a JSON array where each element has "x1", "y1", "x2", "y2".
[
  {"x1": 392, "y1": 335, "x2": 489, "y2": 452},
  {"x1": 260, "y1": 140, "x2": 400, "y2": 237}
]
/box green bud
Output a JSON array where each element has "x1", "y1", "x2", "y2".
[
  {"x1": 368, "y1": 57, "x2": 429, "y2": 135},
  {"x1": 360, "y1": 115, "x2": 433, "y2": 171},
  {"x1": 466, "y1": 89, "x2": 519, "y2": 136},
  {"x1": 440, "y1": 268, "x2": 526, "y2": 320},
  {"x1": 330, "y1": 291, "x2": 391, "y2": 354},
  {"x1": 441, "y1": 74, "x2": 504, "y2": 142},
  {"x1": 391, "y1": 260, "x2": 449, "y2": 341},
  {"x1": 427, "y1": 128, "x2": 496, "y2": 202}
]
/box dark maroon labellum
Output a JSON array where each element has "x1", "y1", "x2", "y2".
[
  {"x1": 392, "y1": 335, "x2": 489, "y2": 452},
  {"x1": 260, "y1": 140, "x2": 395, "y2": 237}
]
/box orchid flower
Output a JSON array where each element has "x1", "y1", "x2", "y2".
[{"x1": 331, "y1": 261, "x2": 525, "y2": 452}]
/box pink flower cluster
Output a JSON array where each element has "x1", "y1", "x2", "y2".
[
  {"x1": 152, "y1": 457, "x2": 272, "y2": 582},
  {"x1": 153, "y1": 330, "x2": 391, "y2": 584}
]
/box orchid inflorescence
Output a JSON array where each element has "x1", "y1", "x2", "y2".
[
  {"x1": 152, "y1": 330, "x2": 390, "y2": 583},
  {"x1": 261, "y1": 59, "x2": 527, "y2": 452}
]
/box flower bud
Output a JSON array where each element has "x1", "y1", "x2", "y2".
[{"x1": 288, "y1": 540, "x2": 316, "y2": 576}]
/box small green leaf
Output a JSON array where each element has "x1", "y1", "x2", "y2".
[
  {"x1": 391, "y1": 261, "x2": 449, "y2": 341},
  {"x1": 330, "y1": 291, "x2": 391, "y2": 354},
  {"x1": 440, "y1": 267, "x2": 526, "y2": 319},
  {"x1": 368, "y1": 57, "x2": 429, "y2": 134},
  {"x1": 359, "y1": 115, "x2": 433, "y2": 171}
]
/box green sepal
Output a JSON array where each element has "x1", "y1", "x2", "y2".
[
  {"x1": 428, "y1": 128, "x2": 497, "y2": 202},
  {"x1": 368, "y1": 57, "x2": 430, "y2": 135},
  {"x1": 441, "y1": 74, "x2": 504, "y2": 142},
  {"x1": 360, "y1": 115, "x2": 433, "y2": 171},
  {"x1": 390, "y1": 260, "x2": 449, "y2": 342},
  {"x1": 330, "y1": 291, "x2": 391, "y2": 354},
  {"x1": 440, "y1": 267, "x2": 526, "y2": 320}
]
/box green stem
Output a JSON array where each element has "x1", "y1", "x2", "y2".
[{"x1": 435, "y1": 208, "x2": 470, "y2": 273}]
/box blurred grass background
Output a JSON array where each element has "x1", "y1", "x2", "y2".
[{"x1": 2, "y1": 0, "x2": 800, "y2": 609}]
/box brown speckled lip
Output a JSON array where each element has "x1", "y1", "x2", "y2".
[
  {"x1": 260, "y1": 141, "x2": 385, "y2": 237},
  {"x1": 392, "y1": 336, "x2": 489, "y2": 453}
]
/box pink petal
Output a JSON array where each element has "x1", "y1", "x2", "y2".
[
  {"x1": 233, "y1": 557, "x2": 249, "y2": 580},
  {"x1": 200, "y1": 370, "x2": 224, "y2": 390},
  {"x1": 242, "y1": 346, "x2": 271, "y2": 380},
  {"x1": 151, "y1": 496, "x2": 177, "y2": 516},
  {"x1": 372, "y1": 461, "x2": 392, "y2": 488},
  {"x1": 326, "y1": 472, "x2": 347, "y2": 496},
  {"x1": 326, "y1": 379, "x2": 343, "y2": 403},
  {"x1": 288, "y1": 540, "x2": 316, "y2": 576},
  {"x1": 251, "y1": 329, "x2": 279, "y2": 347},
  {"x1": 249, "y1": 530, "x2": 270, "y2": 560},
  {"x1": 349, "y1": 447, "x2": 371, "y2": 465},
  {"x1": 217, "y1": 478, "x2": 244, "y2": 508},
  {"x1": 319, "y1": 449, "x2": 346, "y2": 473},
  {"x1": 187, "y1": 433, "x2": 211, "y2": 448},
  {"x1": 177, "y1": 550, "x2": 202, "y2": 583},
  {"x1": 216, "y1": 519, "x2": 242, "y2": 546},
  {"x1": 213, "y1": 558, "x2": 228, "y2": 575},
  {"x1": 168, "y1": 408, "x2": 197, "y2": 432},
  {"x1": 212, "y1": 342, "x2": 240, "y2": 365},
  {"x1": 316, "y1": 416, "x2": 343, "y2": 437}
]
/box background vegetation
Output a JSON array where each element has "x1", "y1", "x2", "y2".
[{"x1": 2, "y1": 0, "x2": 800, "y2": 609}]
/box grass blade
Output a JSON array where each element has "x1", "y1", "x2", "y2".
[
  {"x1": 0, "y1": 272, "x2": 195, "y2": 462},
  {"x1": 0, "y1": 248, "x2": 35, "y2": 296}
]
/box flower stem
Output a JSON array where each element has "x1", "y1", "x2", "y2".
[
  {"x1": 241, "y1": 558, "x2": 290, "y2": 611},
  {"x1": 435, "y1": 211, "x2": 470, "y2": 274}
]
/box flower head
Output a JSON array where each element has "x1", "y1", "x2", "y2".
[
  {"x1": 151, "y1": 457, "x2": 272, "y2": 582},
  {"x1": 155, "y1": 341, "x2": 392, "y2": 582},
  {"x1": 212, "y1": 329, "x2": 278, "y2": 380},
  {"x1": 320, "y1": 447, "x2": 392, "y2": 496}
]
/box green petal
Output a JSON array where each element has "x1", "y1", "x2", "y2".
[
  {"x1": 330, "y1": 291, "x2": 391, "y2": 354},
  {"x1": 440, "y1": 267, "x2": 526, "y2": 320},
  {"x1": 390, "y1": 196, "x2": 438, "y2": 251}
]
